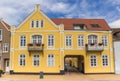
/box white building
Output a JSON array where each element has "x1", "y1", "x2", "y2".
[{"x1": 112, "y1": 28, "x2": 120, "y2": 74}]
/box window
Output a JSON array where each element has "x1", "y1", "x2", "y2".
[
  {"x1": 102, "y1": 36, "x2": 108, "y2": 46},
  {"x1": 31, "y1": 20, "x2": 34, "y2": 28},
  {"x1": 90, "y1": 55, "x2": 97, "y2": 67},
  {"x1": 91, "y1": 24, "x2": 100, "y2": 28},
  {"x1": 41, "y1": 20, "x2": 44, "y2": 28},
  {"x1": 88, "y1": 35, "x2": 97, "y2": 44},
  {"x1": 33, "y1": 55, "x2": 40, "y2": 66},
  {"x1": 32, "y1": 35, "x2": 42, "y2": 44},
  {"x1": 48, "y1": 35, "x2": 54, "y2": 47},
  {"x1": 47, "y1": 54, "x2": 54, "y2": 66},
  {"x1": 74, "y1": 24, "x2": 86, "y2": 30},
  {"x1": 3, "y1": 43, "x2": 9, "y2": 53},
  {"x1": 66, "y1": 35, "x2": 72, "y2": 47},
  {"x1": 31, "y1": 20, "x2": 44, "y2": 28},
  {"x1": 20, "y1": 36, "x2": 26, "y2": 47},
  {"x1": 0, "y1": 30, "x2": 2, "y2": 41},
  {"x1": 19, "y1": 54, "x2": 25, "y2": 66},
  {"x1": 36, "y1": 20, "x2": 39, "y2": 28},
  {"x1": 78, "y1": 35, "x2": 84, "y2": 46},
  {"x1": 102, "y1": 55, "x2": 108, "y2": 66}
]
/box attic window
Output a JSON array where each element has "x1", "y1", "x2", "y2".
[
  {"x1": 74, "y1": 24, "x2": 86, "y2": 30},
  {"x1": 31, "y1": 20, "x2": 44, "y2": 28},
  {"x1": 91, "y1": 24, "x2": 100, "y2": 28}
]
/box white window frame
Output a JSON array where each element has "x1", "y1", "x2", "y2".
[
  {"x1": 90, "y1": 55, "x2": 97, "y2": 67},
  {"x1": 31, "y1": 20, "x2": 35, "y2": 28},
  {"x1": 20, "y1": 35, "x2": 26, "y2": 47},
  {"x1": 36, "y1": 20, "x2": 39, "y2": 28},
  {"x1": 78, "y1": 35, "x2": 84, "y2": 47},
  {"x1": 88, "y1": 35, "x2": 98, "y2": 44},
  {"x1": 0, "y1": 30, "x2": 2, "y2": 41},
  {"x1": 33, "y1": 54, "x2": 40, "y2": 66},
  {"x1": 47, "y1": 54, "x2": 55, "y2": 66},
  {"x1": 31, "y1": 20, "x2": 44, "y2": 28},
  {"x1": 66, "y1": 35, "x2": 72, "y2": 47},
  {"x1": 102, "y1": 54, "x2": 109, "y2": 67},
  {"x1": 3, "y1": 43, "x2": 9, "y2": 53},
  {"x1": 102, "y1": 35, "x2": 108, "y2": 46},
  {"x1": 19, "y1": 54, "x2": 26, "y2": 66},
  {"x1": 32, "y1": 35, "x2": 42, "y2": 44},
  {"x1": 48, "y1": 35, "x2": 54, "y2": 48},
  {"x1": 41, "y1": 20, "x2": 44, "y2": 28}
]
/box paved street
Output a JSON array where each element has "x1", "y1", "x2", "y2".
[{"x1": 0, "y1": 73, "x2": 120, "y2": 81}]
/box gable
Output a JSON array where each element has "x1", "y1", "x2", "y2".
[
  {"x1": 16, "y1": 5, "x2": 59, "y2": 32},
  {"x1": 0, "y1": 20, "x2": 10, "y2": 31}
]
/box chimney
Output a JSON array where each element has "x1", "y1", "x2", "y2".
[{"x1": 35, "y1": 4, "x2": 40, "y2": 11}]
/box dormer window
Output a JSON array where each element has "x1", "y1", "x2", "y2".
[
  {"x1": 91, "y1": 24, "x2": 100, "y2": 28},
  {"x1": 31, "y1": 20, "x2": 44, "y2": 28},
  {"x1": 74, "y1": 24, "x2": 86, "y2": 30}
]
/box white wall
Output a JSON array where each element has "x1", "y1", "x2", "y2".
[{"x1": 114, "y1": 41, "x2": 120, "y2": 74}]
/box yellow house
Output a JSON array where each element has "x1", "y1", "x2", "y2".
[{"x1": 10, "y1": 4, "x2": 114, "y2": 74}]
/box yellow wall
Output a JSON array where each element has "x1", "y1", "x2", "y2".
[{"x1": 10, "y1": 5, "x2": 114, "y2": 74}]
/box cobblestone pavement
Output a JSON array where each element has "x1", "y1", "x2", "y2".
[{"x1": 0, "y1": 72, "x2": 120, "y2": 81}]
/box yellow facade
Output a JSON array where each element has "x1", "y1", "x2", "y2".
[{"x1": 10, "y1": 5, "x2": 114, "y2": 74}]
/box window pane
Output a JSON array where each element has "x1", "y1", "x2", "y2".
[
  {"x1": 20, "y1": 36, "x2": 26, "y2": 46},
  {"x1": 90, "y1": 55, "x2": 97, "y2": 67},
  {"x1": 19, "y1": 54, "x2": 25, "y2": 66},
  {"x1": 48, "y1": 54, "x2": 54, "y2": 66},
  {"x1": 102, "y1": 36, "x2": 108, "y2": 46},
  {"x1": 36, "y1": 20, "x2": 39, "y2": 28},
  {"x1": 78, "y1": 35, "x2": 84, "y2": 46},
  {"x1": 32, "y1": 35, "x2": 42, "y2": 44},
  {"x1": 31, "y1": 20, "x2": 34, "y2": 28},
  {"x1": 66, "y1": 35, "x2": 72, "y2": 46},
  {"x1": 88, "y1": 35, "x2": 97, "y2": 44},
  {"x1": 41, "y1": 20, "x2": 44, "y2": 27},
  {"x1": 33, "y1": 55, "x2": 39, "y2": 66},
  {"x1": 102, "y1": 55, "x2": 108, "y2": 66},
  {"x1": 48, "y1": 35, "x2": 54, "y2": 47}
]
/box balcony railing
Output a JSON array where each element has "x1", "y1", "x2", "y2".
[
  {"x1": 86, "y1": 43, "x2": 104, "y2": 51},
  {"x1": 28, "y1": 43, "x2": 44, "y2": 52}
]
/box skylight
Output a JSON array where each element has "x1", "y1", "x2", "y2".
[{"x1": 91, "y1": 24, "x2": 100, "y2": 28}]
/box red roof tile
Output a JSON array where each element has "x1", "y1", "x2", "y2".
[{"x1": 51, "y1": 18, "x2": 110, "y2": 31}]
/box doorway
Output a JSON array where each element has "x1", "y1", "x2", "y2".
[
  {"x1": 5, "y1": 59, "x2": 9, "y2": 72},
  {"x1": 64, "y1": 55, "x2": 84, "y2": 73}
]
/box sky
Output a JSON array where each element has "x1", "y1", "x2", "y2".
[{"x1": 0, "y1": 0, "x2": 120, "y2": 28}]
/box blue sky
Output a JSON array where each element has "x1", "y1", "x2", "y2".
[{"x1": 0, "y1": 0, "x2": 120, "y2": 28}]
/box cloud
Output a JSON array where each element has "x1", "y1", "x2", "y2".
[
  {"x1": 0, "y1": 0, "x2": 73, "y2": 25},
  {"x1": 116, "y1": 6, "x2": 120, "y2": 12},
  {"x1": 0, "y1": 0, "x2": 119, "y2": 28},
  {"x1": 109, "y1": 19, "x2": 120, "y2": 28}
]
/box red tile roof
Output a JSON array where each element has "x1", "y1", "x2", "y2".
[{"x1": 51, "y1": 18, "x2": 110, "y2": 31}]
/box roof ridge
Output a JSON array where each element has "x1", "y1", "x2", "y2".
[{"x1": 0, "y1": 20, "x2": 10, "y2": 30}]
